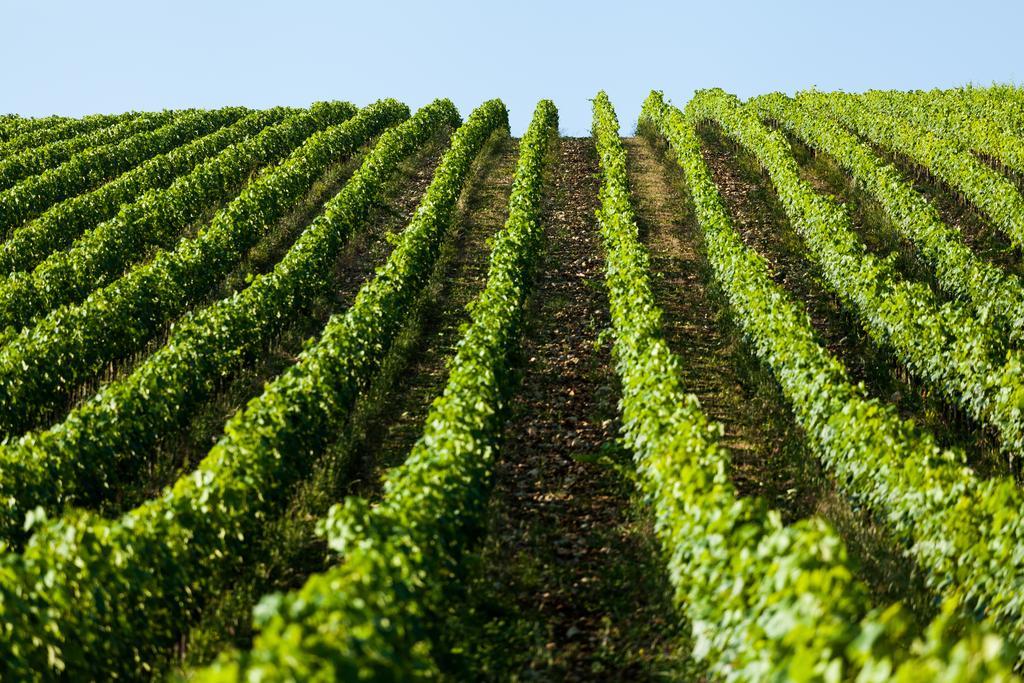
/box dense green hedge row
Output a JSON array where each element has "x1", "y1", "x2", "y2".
[
  {"x1": 0, "y1": 97, "x2": 466, "y2": 544},
  {"x1": 0, "y1": 115, "x2": 31, "y2": 143},
  {"x1": 807, "y1": 90, "x2": 1024, "y2": 251},
  {"x1": 0, "y1": 100, "x2": 379, "y2": 436},
  {"x1": 754, "y1": 93, "x2": 1024, "y2": 346},
  {"x1": 656, "y1": 89, "x2": 1024, "y2": 658},
  {"x1": 192, "y1": 99, "x2": 551, "y2": 682},
  {"x1": 0, "y1": 111, "x2": 166, "y2": 195},
  {"x1": 621, "y1": 91, "x2": 1017, "y2": 682},
  {"x1": 0, "y1": 98, "x2": 507, "y2": 680},
  {"x1": 0, "y1": 111, "x2": 130, "y2": 159},
  {"x1": 0, "y1": 115, "x2": 29, "y2": 144},
  {"x1": 0, "y1": 115, "x2": 67, "y2": 146},
  {"x1": 694, "y1": 89, "x2": 1024, "y2": 454},
  {"x1": 0, "y1": 108, "x2": 250, "y2": 235},
  {"x1": 0, "y1": 107, "x2": 292, "y2": 275},
  {"x1": 0, "y1": 116, "x2": 16, "y2": 140}
]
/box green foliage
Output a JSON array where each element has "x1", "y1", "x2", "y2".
[
  {"x1": 0, "y1": 111, "x2": 132, "y2": 162},
  {"x1": 692, "y1": 90, "x2": 1024, "y2": 454},
  {"x1": 806, "y1": 90, "x2": 1024, "y2": 251},
  {"x1": 604, "y1": 90, "x2": 1011, "y2": 681},
  {"x1": 0, "y1": 98, "x2": 507, "y2": 680},
  {"x1": 753, "y1": 93, "x2": 1024, "y2": 346},
  {"x1": 0, "y1": 88, "x2": 1021, "y2": 681},
  {"x1": 0, "y1": 115, "x2": 51, "y2": 144},
  {"x1": 643, "y1": 90, "x2": 1024, "y2": 674},
  {"x1": 0, "y1": 97, "x2": 465, "y2": 545},
  {"x1": 0, "y1": 100, "x2": 379, "y2": 436},
  {"x1": 0, "y1": 107, "x2": 294, "y2": 274},
  {"x1": 0, "y1": 103, "x2": 349, "y2": 332},
  {"x1": 191, "y1": 99, "x2": 553, "y2": 681},
  {"x1": 849, "y1": 87, "x2": 1024, "y2": 175},
  {"x1": 0, "y1": 109, "x2": 197, "y2": 229},
  {"x1": 0, "y1": 114, "x2": 31, "y2": 143}
]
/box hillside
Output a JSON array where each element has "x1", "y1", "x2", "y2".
[{"x1": 0, "y1": 87, "x2": 1022, "y2": 680}]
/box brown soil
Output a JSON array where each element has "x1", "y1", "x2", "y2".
[
  {"x1": 624, "y1": 135, "x2": 815, "y2": 517},
  {"x1": 454, "y1": 138, "x2": 693, "y2": 681}
]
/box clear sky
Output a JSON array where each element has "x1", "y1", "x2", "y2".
[{"x1": 2, "y1": 0, "x2": 1020, "y2": 135}]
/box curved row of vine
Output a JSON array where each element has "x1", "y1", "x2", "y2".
[
  {"x1": 614, "y1": 90, "x2": 1016, "y2": 681},
  {"x1": 0, "y1": 107, "x2": 293, "y2": 275},
  {"x1": 0, "y1": 115, "x2": 72, "y2": 147},
  {"x1": 0, "y1": 111, "x2": 133, "y2": 160},
  {"x1": 0, "y1": 110, "x2": 166, "y2": 195},
  {"x1": 850, "y1": 88, "x2": 1024, "y2": 174},
  {"x1": 696, "y1": 90, "x2": 1024, "y2": 456},
  {"x1": 0, "y1": 104, "x2": 353, "y2": 333},
  {"x1": 0, "y1": 108, "x2": 252, "y2": 235},
  {"x1": 807, "y1": 90, "x2": 1024, "y2": 251}
]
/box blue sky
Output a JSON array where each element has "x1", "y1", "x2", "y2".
[{"x1": 2, "y1": 0, "x2": 1020, "y2": 135}]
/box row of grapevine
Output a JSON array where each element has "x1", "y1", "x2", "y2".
[
  {"x1": 0, "y1": 111, "x2": 131, "y2": 159},
  {"x1": 0, "y1": 97, "x2": 505, "y2": 680},
  {"x1": 193, "y1": 99, "x2": 553, "y2": 682},
  {"x1": 692, "y1": 89, "x2": 1024, "y2": 454},
  {"x1": 0, "y1": 110, "x2": 165, "y2": 193},
  {"x1": 0, "y1": 107, "x2": 293, "y2": 275},
  {"x1": 753, "y1": 93, "x2": 1024, "y2": 345},
  {"x1": 0, "y1": 107, "x2": 251, "y2": 234},
  {"x1": 808, "y1": 90, "x2": 1024, "y2": 251},
  {"x1": 0, "y1": 115, "x2": 70, "y2": 146},
  {"x1": 0, "y1": 98, "x2": 463, "y2": 544},
  {"x1": 0, "y1": 102, "x2": 353, "y2": 333},
  {"x1": 919, "y1": 85, "x2": 1024, "y2": 135},
  {"x1": 613, "y1": 91, "x2": 1017, "y2": 681},
  {"x1": 850, "y1": 88, "x2": 1024, "y2": 173},
  {"x1": 0, "y1": 116, "x2": 29, "y2": 144},
  {"x1": 0, "y1": 100, "x2": 386, "y2": 436},
  {"x1": 0, "y1": 115, "x2": 17, "y2": 139},
  {"x1": 0, "y1": 115, "x2": 26, "y2": 141},
  {"x1": 669, "y1": 90, "x2": 1024, "y2": 652}
]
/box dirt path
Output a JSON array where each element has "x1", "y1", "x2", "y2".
[
  {"x1": 624, "y1": 135, "x2": 817, "y2": 518},
  {"x1": 454, "y1": 138, "x2": 693, "y2": 681}
]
